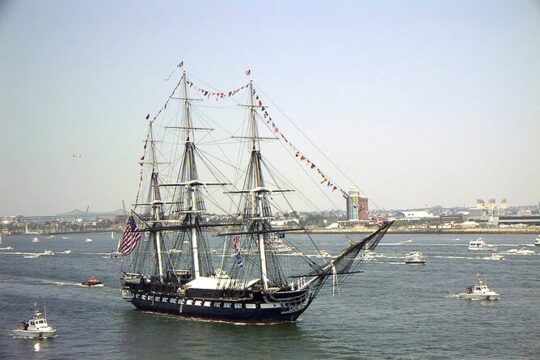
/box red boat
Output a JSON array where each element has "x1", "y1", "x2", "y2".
[{"x1": 82, "y1": 276, "x2": 102, "y2": 287}]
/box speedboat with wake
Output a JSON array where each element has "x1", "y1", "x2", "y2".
[
  {"x1": 12, "y1": 304, "x2": 56, "y2": 339},
  {"x1": 82, "y1": 276, "x2": 103, "y2": 287},
  {"x1": 458, "y1": 277, "x2": 500, "y2": 301}
]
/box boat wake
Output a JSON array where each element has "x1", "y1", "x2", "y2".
[
  {"x1": 38, "y1": 279, "x2": 104, "y2": 288},
  {"x1": 79, "y1": 252, "x2": 111, "y2": 256},
  {"x1": 432, "y1": 255, "x2": 505, "y2": 261},
  {"x1": 431, "y1": 255, "x2": 477, "y2": 260},
  {"x1": 11, "y1": 334, "x2": 59, "y2": 339},
  {"x1": 503, "y1": 248, "x2": 536, "y2": 256},
  {"x1": 140, "y1": 310, "x2": 287, "y2": 325}
]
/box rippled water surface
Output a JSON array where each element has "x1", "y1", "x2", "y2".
[{"x1": 1, "y1": 232, "x2": 538, "y2": 359}]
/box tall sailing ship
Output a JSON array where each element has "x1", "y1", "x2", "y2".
[{"x1": 119, "y1": 67, "x2": 392, "y2": 323}]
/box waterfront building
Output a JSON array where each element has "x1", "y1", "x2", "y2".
[
  {"x1": 359, "y1": 196, "x2": 369, "y2": 220},
  {"x1": 346, "y1": 188, "x2": 360, "y2": 221},
  {"x1": 345, "y1": 188, "x2": 369, "y2": 222}
]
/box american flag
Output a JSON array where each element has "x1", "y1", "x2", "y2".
[{"x1": 119, "y1": 216, "x2": 142, "y2": 256}]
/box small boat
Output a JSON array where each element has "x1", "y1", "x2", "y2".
[
  {"x1": 24, "y1": 253, "x2": 41, "y2": 259},
  {"x1": 41, "y1": 250, "x2": 55, "y2": 256},
  {"x1": 60, "y1": 249, "x2": 71, "y2": 254},
  {"x1": 32, "y1": 237, "x2": 40, "y2": 243},
  {"x1": 82, "y1": 276, "x2": 103, "y2": 287},
  {"x1": 85, "y1": 238, "x2": 93, "y2": 243},
  {"x1": 319, "y1": 250, "x2": 331, "y2": 258},
  {"x1": 534, "y1": 236, "x2": 540, "y2": 247},
  {"x1": 268, "y1": 236, "x2": 294, "y2": 253},
  {"x1": 362, "y1": 250, "x2": 383, "y2": 261},
  {"x1": 458, "y1": 277, "x2": 500, "y2": 301},
  {"x1": 0, "y1": 246, "x2": 13, "y2": 251},
  {"x1": 487, "y1": 253, "x2": 504, "y2": 261},
  {"x1": 12, "y1": 304, "x2": 56, "y2": 339},
  {"x1": 110, "y1": 230, "x2": 121, "y2": 258},
  {"x1": 405, "y1": 251, "x2": 426, "y2": 265},
  {"x1": 468, "y1": 237, "x2": 486, "y2": 251},
  {"x1": 508, "y1": 247, "x2": 535, "y2": 256}
]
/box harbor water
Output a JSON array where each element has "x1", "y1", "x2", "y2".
[{"x1": 0, "y1": 232, "x2": 538, "y2": 359}]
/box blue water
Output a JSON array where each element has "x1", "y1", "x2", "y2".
[{"x1": 0, "y1": 233, "x2": 538, "y2": 359}]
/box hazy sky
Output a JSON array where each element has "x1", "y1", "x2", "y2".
[{"x1": 1, "y1": 0, "x2": 539, "y2": 216}]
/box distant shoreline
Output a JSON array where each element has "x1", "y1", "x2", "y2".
[
  {"x1": 306, "y1": 227, "x2": 540, "y2": 235},
  {"x1": 5, "y1": 227, "x2": 539, "y2": 236}
]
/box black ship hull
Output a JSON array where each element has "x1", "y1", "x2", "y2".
[{"x1": 122, "y1": 287, "x2": 314, "y2": 324}]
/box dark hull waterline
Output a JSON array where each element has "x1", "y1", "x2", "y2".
[{"x1": 127, "y1": 295, "x2": 306, "y2": 324}]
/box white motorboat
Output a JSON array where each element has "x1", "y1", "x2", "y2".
[
  {"x1": 319, "y1": 250, "x2": 331, "y2": 258},
  {"x1": 508, "y1": 247, "x2": 535, "y2": 256},
  {"x1": 60, "y1": 249, "x2": 71, "y2": 254},
  {"x1": 534, "y1": 236, "x2": 540, "y2": 247},
  {"x1": 458, "y1": 277, "x2": 500, "y2": 301},
  {"x1": 32, "y1": 237, "x2": 40, "y2": 243},
  {"x1": 85, "y1": 238, "x2": 93, "y2": 243},
  {"x1": 486, "y1": 253, "x2": 504, "y2": 261},
  {"x1": 24, "y1": 253, "x2": 41, "y2": 259},
  {"x1": 362, "y1": 250, "x2": 383, "y2": 261},
  {"x1": 41, "y1": 250, "x2": 55, "y2": 256},
  {"x1": 468, "y1": 237, "x2": 486, "y2": 251},
  {"x1": 0, "y1": 246, "x2": 13, "y2": 251},
  {"x1": 12, "y1": 304, "x2": 56, "y2": 339},
  {"x1": 405, "y1": 251, "x2": 426, "y2": 265}
]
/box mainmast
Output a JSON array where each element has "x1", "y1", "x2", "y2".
[
  {"x1": 248, "y1": 80, "x2": 270, "y2": 290},
  {"x1": 181, "y1": 70, "x2": 202, "y2": 279}
]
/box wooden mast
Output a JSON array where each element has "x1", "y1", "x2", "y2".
[{"x1": 247, "y1": 80, "x2": 270, "y2": 290}]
